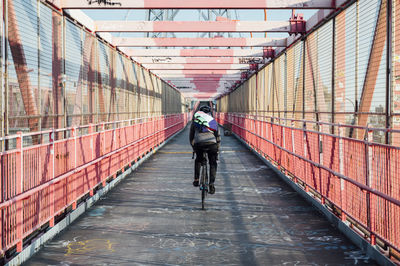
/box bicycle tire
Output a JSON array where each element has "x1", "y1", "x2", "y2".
[
  {"x1": 201, "y1": 186, "x2": 205, "y2": 210},
  {"x1": 200, "y1": 164, "x2": 206, "y2": 210}
]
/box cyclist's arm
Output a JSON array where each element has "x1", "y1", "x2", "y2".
[{"x1": 214, "y1": 128, "x2": 221, "y2": 149}]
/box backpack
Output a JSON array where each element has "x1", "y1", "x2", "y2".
[{"x1": 193, "y1": 111, "x2": 218, "y2": 133}]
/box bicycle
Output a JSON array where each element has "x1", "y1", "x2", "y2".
[{"x1": 192, "y1": 150, "x2": 209, "y2": 210}]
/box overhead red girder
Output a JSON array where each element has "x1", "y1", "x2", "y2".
[
  {"x1": 95, "y1": 20, "x2": 291, "y2": 32},
  {"x1": 143, "y1": 63, "x2": 261, "y2": 70},
  {"x1": 123, "y1": 48, "x2": 265, "y2": 57},
  {"x1": 167, "y1": 78, "x2": 238, "y2": 81},
  {"x1": 152, "y1": 70, "x2": 241, "y2": 75},
  {"x1": 133, "y1": 57, "x2": 264, "y2": 64},
  {"x1": 112, "y1": 37, "x2": 287, "y2": 47},
  {"x1": 50, "y1": 0, "x2": 335, "y2": 9}
]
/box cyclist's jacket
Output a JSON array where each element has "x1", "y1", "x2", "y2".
[{"x1": 190, "y1": 111, "x2": 220, "y2": 146}]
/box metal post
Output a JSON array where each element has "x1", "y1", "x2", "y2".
[
  {"x1": 37, "y1": 0, "x2": 41, "y2": 133},
  {"x1": 62, "y1": 17, "x2": 67, "y2": 133},
  {"x1": 255, "y1": 72, "x2": 258, "y2": 146},
  {"x1": 355, "y1": 0, "x2": 359, "y2": 131},
  {"x1": 386, "y1": 0, "x2": 392, "y2": 144},
  {"x1": 284, "y1": 52, "x2": 287, "y2": 123},
  {"x1": 4, "y1": 0, "x2": 8, "y2": 145},
  {"x1": 338, "y1": 126, "x2": 346, "y2": 221},
  {"x1": 0, "y1": 0, "x2": 4, "y2": 148},
  {"x1": 16, "y1": 132, "x2": 23, "y2": 252},
  {"x1": 271, "y1": 61, "x2": 275, "y2": 119},
  {"x1": 302, "y1": 38, "x2": 306, "y2": 123},
  {"x1": 366, "y1": 128, "x2": 376, "y2": 245},
  {"x1": 71, "y1": 127, "x2": 77, "y2": 210},
  {"x1": 49, "y1": 129, "x2": 55, "y2": 227},
  {"x1": 80, "y1": 30, "x2": 84, "y2": 126},
  {"x1": 331, "y1": 18, "x2": 336, "y2": 134}
]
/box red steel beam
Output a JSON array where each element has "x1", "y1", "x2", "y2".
[
  {"x1": 52, "y1": 0, "x2": 335, "y2": 9},
  {"x1": 335, "y1": 11, "x2": 346, "y2": 126},
  {"x1": 392, "y1": 0, "x2": 400, "y2": 146},
  {"x1": 164, "y1": 73, "x2": 240, "y2": 76},
  {"x1": 97, "y1": 53, "x2": 106, "y2": 121},
  {"x1": 112, "y1": 37, "x2": 287, "y2": 47},
  {"x1": 152, "y1": 70, "x2": 241, "y2": 75},
  {"x1": 88, "y1": 35, "x2": 96, "y2": 124},
  {"x1": 143, "y1": 64, "x2": 260, "y2": 70},
  {"x1": 163, "y1": 76, "x2": 240, "y2": 80},
  {"x1": 45, "y1": 11, "x2": 64, "y2": 133},
  {"x1": 356, "y1": 0, "x2": 387, "y2": 139},
  {"x1": 162, "y1": 74, "x2": 240, "y2": 77},
  {"x1": 174, "y1": 80, "x2": 234, "y2": 84},
  {"x1": 72, "y1": 34, "x2": 94, "y2": 126},
  {"x1": 8, "y1": 0, "x2": 39, "y2": 132},
  {"x1": 123, "y1": 48, "x2": 264, "y2": 57},
  {"x1": 167, "y1": 78, "x2": 238, "y2": 81},
  {"x1": 133, "y1": 57, "x2": 263, "y2": 64},
  {"x1": 95, "y1": 20, "x2": 291, "y2": 32}
]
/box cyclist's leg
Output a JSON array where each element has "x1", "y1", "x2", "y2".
[
  {"x1": 193, "y1": 146, "x2": 204, "y2": 186},
  {"x1": 207, "y1": 143, "x2": 218, "y2": 185}
]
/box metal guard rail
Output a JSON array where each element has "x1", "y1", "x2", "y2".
[
  {"x1": 0, "y1": 113, "x2": 189, "y2": 255},
  {"x1": 216, "y1": 112, "x2": 400, "y2": 261}
]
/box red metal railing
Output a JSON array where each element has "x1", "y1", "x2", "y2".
[
  {"x1": 217, "y1": 112, "x2": 400, "y2": 259},
  {"x1": 0, "y1": 113, "x2": 189, "y2": 254}
]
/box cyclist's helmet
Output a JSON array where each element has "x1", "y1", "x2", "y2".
[{"x1": 199, "y1": 105, "x2": 211, "y2": 113}]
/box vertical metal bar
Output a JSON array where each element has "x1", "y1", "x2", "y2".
[
  {"x1": 16, "y1": 132, "x2": 23, "y2": 252},
  {"x1": 355, "y1": 0, "x2": 359, "y2": 120},
  {"x1": 81, "y1": 29, "x2": 84, "y2": 126},
  {"x1": 71, "y1": 127, "x2": 77, "y2": 209},
  {"x1": 37, "y1": 0, "x2": 41, "y2": 133},
  {"x1": 331, "y1": 18, "x2": 336, "y2": 134},
  {"x1": 4, "y1": 0, "x2": 8, "y2": 143},
  {"x1": 339, "y1": 126, "x2": 346, "y2": 221},
  {"x1": 302, "y1": 38, "x2": 306, "y2": 122},
  {"x1": 384, "y1": 0, "x2": 392, "y2": 245},
  {"x1": 386, "y1": 0, "x2": 392, "y2": 144},
  {"x1": 366, "y1": 128, "x2": 376, "y2": 245},
  {"x1": 312, "y1": 31, "x2": 320, "y2": 131},
  {"x1": 271, "y1": 61, "x2": 275, "y2": 120},
  {"x1": 0, "y1": 0, "x2": 4, "y2": 147},
  {"x1": 49, "y1": 129, "x2": 55, "y2": 227},
  {"x1": 255, "y1": 72, "x2": 258, "y2": 119},
  {"x1": 63, "y1": 16, "x2": 67, "y2": 133},
  {"x1": 94, "y1": 39, "x2": 98, "y2": 124},
  {"x1": 284, "y1": 52, "x2": 287, "y2": 122}
]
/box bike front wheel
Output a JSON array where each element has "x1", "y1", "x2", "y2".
[{"x1": 200, "y1": 164, "x2": 207, "y2": 210}]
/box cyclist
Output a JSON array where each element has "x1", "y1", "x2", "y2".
[{"x1": 190, "y1": 105, "x2": 220, "y2": 194}]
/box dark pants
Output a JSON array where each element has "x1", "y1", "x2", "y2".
[{"x1": 194, "y1": 143, "x2": 218, "y2": 184}]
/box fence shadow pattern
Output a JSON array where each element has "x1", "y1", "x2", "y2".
[
  {"x1": 217, "y1": 112, "x2": 400, "y2": 262},
  {"x1": 0, "y1": 114, "x2": 188, "y2": 254}
]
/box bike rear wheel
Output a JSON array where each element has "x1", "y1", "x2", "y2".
[
  {"x1": 201, "y1": 186, "x2": 205, "y2": 210},
  {"x1": 200, "y1": 164, "x2": 207, "y2": 210}
]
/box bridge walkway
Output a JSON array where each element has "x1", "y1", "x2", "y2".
[{"x1": 25, "y1": 125, "x2": 374, "y2": 265}]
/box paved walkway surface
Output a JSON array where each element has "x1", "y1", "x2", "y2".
[{"x1": 25, "y1": 125, "x2": 375, "y2": 265}]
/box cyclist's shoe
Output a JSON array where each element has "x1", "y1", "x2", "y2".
[
  {"x1": 209, "y1": 184, "x2": 215, "y2": 194},
  {"x1": 193, "y1": 179, "x2": 199, "y2": 187}
]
